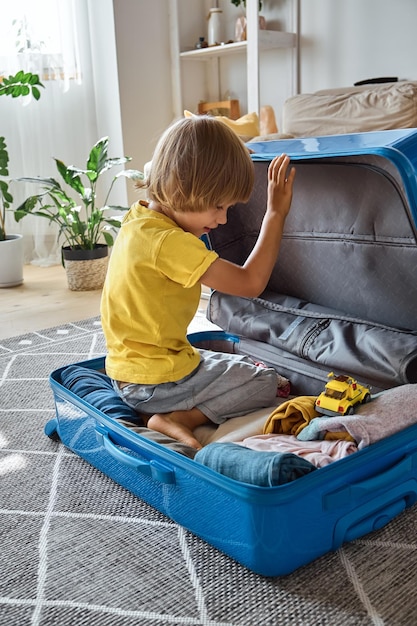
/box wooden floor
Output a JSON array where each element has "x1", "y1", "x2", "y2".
[
  {"x1": 0, "y1": 264, "x2": 210, "y2": 340},
  {"x1": 0, "y1": 264, "x2": 103, "y2": 339}
]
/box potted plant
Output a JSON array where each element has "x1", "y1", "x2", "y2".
[
  {"x1": 15, "y1": 136, "x2": 143, "y2": 291},
  {"x1": 0, "y1": 70, "x2": 44, "y2": 287}
]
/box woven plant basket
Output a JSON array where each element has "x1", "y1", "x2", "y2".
[{"x1": 62, "y1": 244, "x2": 109, "y2": 291}]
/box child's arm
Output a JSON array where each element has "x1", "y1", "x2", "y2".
[{"x1": 201, "y1": 154, "x2": 296, "y2": 298}]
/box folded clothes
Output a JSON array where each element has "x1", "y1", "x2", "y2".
[
  {"x1": 60, "y1": 365, "x2": 142, "y2": 422},
  {"x1": 59, "y1": 365, "x2": 198, "y2": 458},
  {"x1": 240, "y1": 434, "x2": 358, "y2": 468},
  {"x1": 297, "y1": 384, "x2": 417, "y2": 448},
  {"x1": 194, "y1": 442, "x2": 316, "y2": 486},
  {"x1": 263, "y1": 396, "x2": 319, "y2": 436}
]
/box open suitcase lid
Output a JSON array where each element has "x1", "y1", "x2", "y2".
[
  {"x1": 209, "y1": 129, "x2": 417, "y2": 333},
  {"x1": 248, "y1": 129, "x2": 417, "y2": 225}
]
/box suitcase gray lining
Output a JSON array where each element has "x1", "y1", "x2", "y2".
[
  {"x1": 207, "y1": 290, "x2": 417, "y2": 391},
  {"x1": 205, "y1": 155, "x2": 417, "y2": 395},
  {"x1": 208, "y1": 158, "x2": 417, "y2": 331}
]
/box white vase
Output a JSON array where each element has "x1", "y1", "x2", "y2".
[
  {"x1": 0, "y1": 234, "x2": 24, "y2": 288},
  {"x1": 207, "y1": 8, "x2": 223, "y2": 46}
]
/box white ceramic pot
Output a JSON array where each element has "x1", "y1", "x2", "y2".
[{"x1": 0, "y1": 234, "x2": 24, "y2": 288}]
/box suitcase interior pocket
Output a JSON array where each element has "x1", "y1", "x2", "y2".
[{"x1": 207, "y1": 290, "x2": 417, "y2": 392}]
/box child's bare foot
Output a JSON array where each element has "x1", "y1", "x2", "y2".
[{"x1": 147, "y1": 408, "x2": 208, "y2": 450}]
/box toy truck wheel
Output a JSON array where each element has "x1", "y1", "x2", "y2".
[
  {"x1": 363, "y1": 393, "x2": 371, "y2": 403},
  {"x1": 346, "y1": 406, "x2": 355, "y2": 416}
]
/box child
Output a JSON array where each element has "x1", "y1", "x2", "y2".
[{"x1": 101, "y1": 116, "x2": 295, "y2": 450}]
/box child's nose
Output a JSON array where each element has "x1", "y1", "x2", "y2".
[{"x1": 217, "y1": 210, "x2": 228, "y2": 225}]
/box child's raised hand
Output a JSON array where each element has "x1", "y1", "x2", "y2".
[
  {"x1": 200, "y1": 153, "x2": 296, "y2": 298},
  {"x1": 267, "y1": 154, "x2": 295, "y2": 219}
]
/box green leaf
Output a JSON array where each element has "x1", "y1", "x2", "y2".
[
  {"x1": 14, "y1": 196, "x2": 44, "y2": 221},
  {"x1": 28, "y1": 74, "x2": 43, "y2": 86},
  {"x1": 103, "y1": 231, "x2": 115, "y2": 246},
  {"x1": 32, "y1": 86, "x2": 41, "y2": 100},
  {"x1": 86, "y1": 137, "x2": 109, "y2": 180},
  {"x1": 0, "y1": 162, "x2": 9, "y2": 176},
  {"x1": 17, "y1": 176, "x2": 62, "y2": 188},
  {"x1": 103, "y1": 217, "x2": 124, "y2": 228},
  {"x1": 0, "y1": 179, "x2": 12, "y2": 208},
  {"x1": 115, "y1": 169, "x2": 144, "y2": 181},
  {"x1": 55, "y1": 160, "x2": 86, "y2": 197}
]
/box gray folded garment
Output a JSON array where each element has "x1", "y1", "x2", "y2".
[{"x1": 194, "y1": 442, "x2": 316, "y2": 486}]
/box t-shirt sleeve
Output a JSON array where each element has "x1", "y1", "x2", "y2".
[{"x1": 157, "y1": 230, "x2": 219, "y2": 288}]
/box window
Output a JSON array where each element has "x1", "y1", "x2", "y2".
[{"x1": 0, "y1": 0, "x2": 81, "y2": 85}]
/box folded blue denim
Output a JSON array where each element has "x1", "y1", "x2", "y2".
[
  {"x1": 194, "y1": 442, "x2": 316, "y2": 486},
  {"x1": 60, "y1": 365, "x2": 141, "y2": 422}
]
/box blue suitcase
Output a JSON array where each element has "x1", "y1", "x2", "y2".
[{"x1": 47, "y1": 129, "x2": 417, "y2": 577}]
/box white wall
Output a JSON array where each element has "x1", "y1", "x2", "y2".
[
  {"x1": 113, "y1": 0, "x2": 175, "y2": 204},
  {"x1": 300, "y1": 0, "x2": 417, "y2": 92},
  {"x1": 112, "y1": 0, "x2": 417, "y2": 203}
]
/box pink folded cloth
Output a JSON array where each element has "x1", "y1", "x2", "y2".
[{"x1": 240, "y1": 434, "x2": 358, "y2": 468}]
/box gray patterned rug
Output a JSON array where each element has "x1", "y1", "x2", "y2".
[{"x1": 1, "y1": 314, "x2": 417, "y2": 626}]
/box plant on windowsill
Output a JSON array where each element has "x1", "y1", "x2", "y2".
[
  {"x1": 15, "y1": 136, "x2": 144, "y2": 291},
  {"x1": 0, "y1": 70, "x2": 44, "y2": 287}
]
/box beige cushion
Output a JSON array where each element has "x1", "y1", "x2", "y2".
[{"x1": 282, "y1": 81, "x2": 417, "y2": 137}]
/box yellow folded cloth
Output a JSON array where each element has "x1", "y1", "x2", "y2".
[{"x1": 263, "y1": 396, "x2": 319, "y2": 437}]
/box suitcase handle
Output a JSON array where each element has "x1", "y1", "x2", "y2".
[
  {"x1": 328, "y1": 453, "x2": 417, "y2": 549},
  {"x1": 332, "y1": 481, "x2": 416, "y2": 549},
  {"x1": 95, "y1": 426, "x2": 176, "y2": 485},
  {"x1": 324, "y1": 452, "x2": 417, "y2": 509}
]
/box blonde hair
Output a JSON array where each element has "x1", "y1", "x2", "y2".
[{"x1": 139, "y1": 116, "x2": 254, "y2": 213}]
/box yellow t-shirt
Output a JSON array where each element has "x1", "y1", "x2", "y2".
[{"x1": 101, "y1": 201, "x2": 219, "y2": 384}]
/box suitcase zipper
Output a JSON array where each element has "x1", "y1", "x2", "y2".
[{"x1": 299, "y1": 319, "x2": 331, "y2": 358}]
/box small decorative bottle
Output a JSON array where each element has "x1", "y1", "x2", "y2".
[
  {"x1": 207, "y1": 7, "x2": 223, "y2": 46},
  {"x1": 195, "y1": 36, "x2": 208, "y2": 49}
]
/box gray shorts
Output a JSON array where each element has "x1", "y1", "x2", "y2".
[{"x1": 111, "y1": 348, "x2": 278, "y2": 424}]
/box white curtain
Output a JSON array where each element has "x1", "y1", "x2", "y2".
[{"x1": 0, "y1": 0, "x2": 125, "y2": 265}]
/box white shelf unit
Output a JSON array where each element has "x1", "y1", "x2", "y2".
[{"x1": 170, "y1": 0, "x2": 300, "y2": 118}]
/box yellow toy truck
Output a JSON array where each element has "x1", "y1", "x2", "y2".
[{"x1": 315, "y1": 372, "x2": 371, "y2": 417}]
